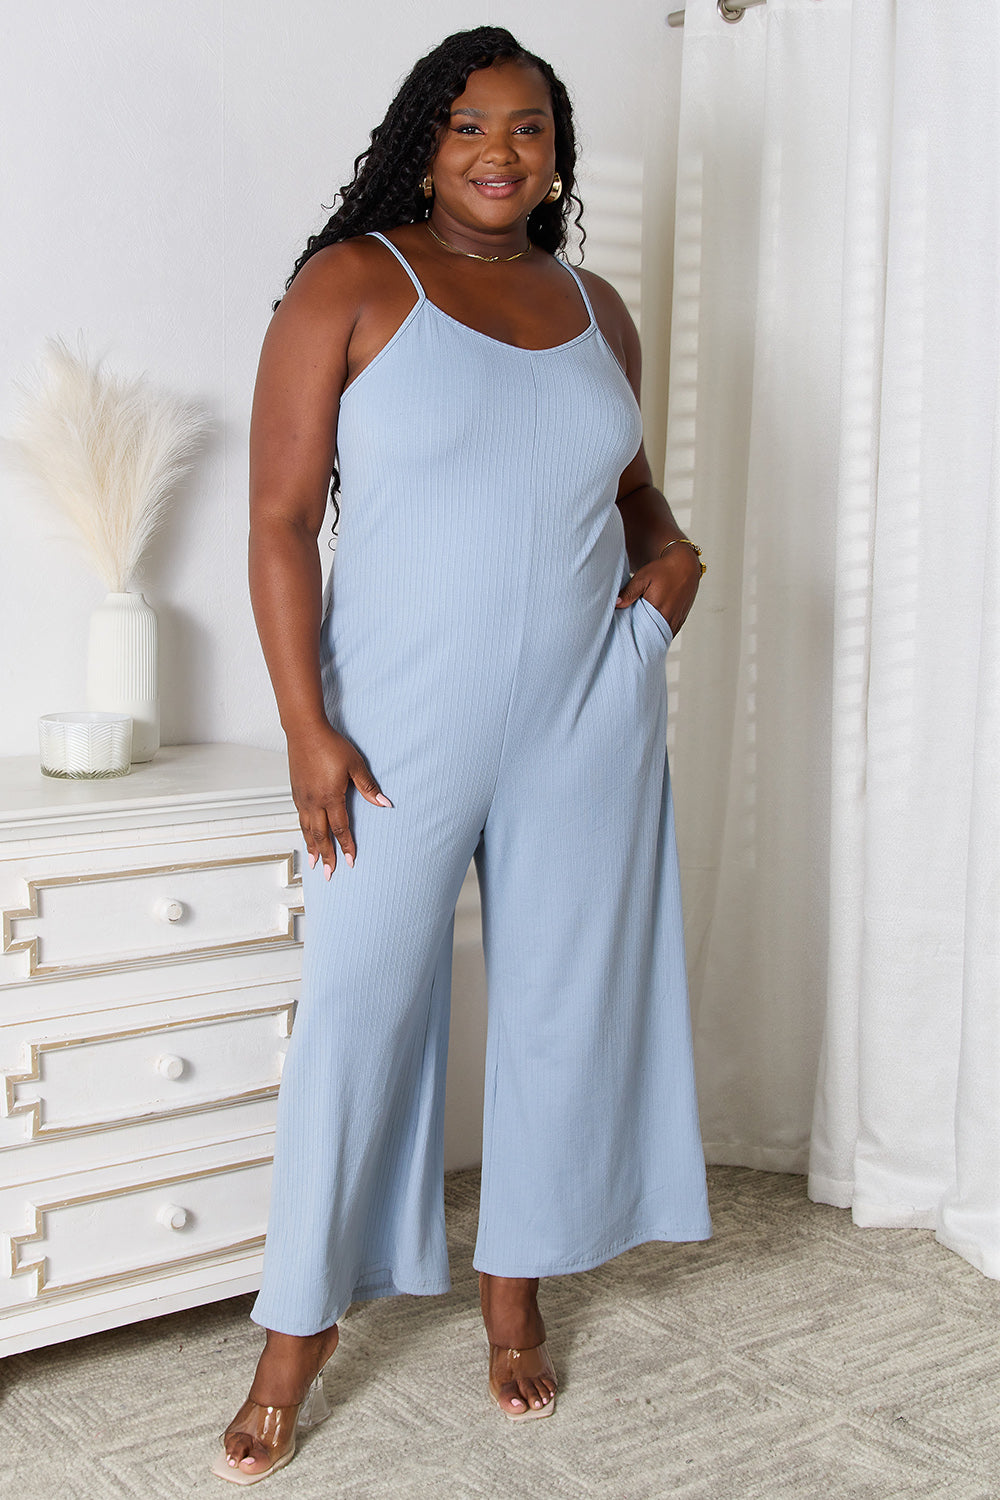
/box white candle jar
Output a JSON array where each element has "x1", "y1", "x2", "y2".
[{"x1": 38, "y1": 712, "x2": 133, "y2": 779}]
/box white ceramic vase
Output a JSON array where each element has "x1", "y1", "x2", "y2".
[{"x1": 86, "y1": 591, "x2": 160, "y2": 762}]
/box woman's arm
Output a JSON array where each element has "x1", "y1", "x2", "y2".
[
  {"x1": 579, "y1": 270, "x2": 704, "y2": 636},
  {"x1": 249, "y1": 244, "x2": 392, "y2": 878}
]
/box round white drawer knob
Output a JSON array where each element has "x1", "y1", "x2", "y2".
[
  {"x1": 156, "y1": 1203, "x2": 190, "y2": 1231},
  {"x1": 153, "y1": 897, "x2": 185, "y2": 923},
  {"x1": 155, "y1": 1054, "x2": 186, "y2": 1081}
]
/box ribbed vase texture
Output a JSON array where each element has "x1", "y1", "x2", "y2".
[{"x1": 86, "y1": 592, "x2": 159, "y2": 761}]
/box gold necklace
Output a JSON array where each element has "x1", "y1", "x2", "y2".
[{"x1": 426, "y1": 221, "x2": 532, "y2": 263}]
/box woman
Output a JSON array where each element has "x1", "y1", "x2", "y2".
[{"x1": 214, "y1": 25, "x2": 711, "y2": 1484}]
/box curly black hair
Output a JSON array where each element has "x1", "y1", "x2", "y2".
[
  {"x1": 286, "y1": 25, "x2": 583, "y2": 291},
  {"x1": 281, "y1": 27, "x2": 585, "y2": 535}
]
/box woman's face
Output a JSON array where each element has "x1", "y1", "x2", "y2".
[{"x1": 428, "y1": 61, "x2": 558, "y2": 233}]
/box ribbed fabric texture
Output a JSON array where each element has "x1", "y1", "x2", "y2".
[
  {"x1": 85, "y1": 591, "x2": 159, "y2": 761},
  {"x1": 251, "y1": 232, "x2": 711, "y2": 1336}
]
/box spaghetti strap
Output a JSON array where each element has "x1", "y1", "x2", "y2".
[
  {"x1": 557, "y1": 258, "x2": 597, "y2": 329},
  {"x1": 367, "y1": 230, "x2": 426, "y2": 302},
  {"x1": 369, "y1": 230, "x2": 593, "y2": 334}
]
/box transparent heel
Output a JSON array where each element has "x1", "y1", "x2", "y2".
[{"x1": 297, "y1": 1371, "x2": 332, "y2": 1431}]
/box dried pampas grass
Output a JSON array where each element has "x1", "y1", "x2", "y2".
[{"x1": 5, "y1": 336, "x2": 208, "y2": 592}]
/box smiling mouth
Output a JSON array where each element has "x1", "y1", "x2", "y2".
[{"x1": 470, "y1": 177, "x2": 523, "y2": 187}]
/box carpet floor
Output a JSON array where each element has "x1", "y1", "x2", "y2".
[{"x1": 3, "y1": 1166, "x2": 999, "y2": 1499}]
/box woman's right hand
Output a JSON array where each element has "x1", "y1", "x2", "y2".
[{"x1": 287, "y1": 723, "x2": 392, "y2": 878}]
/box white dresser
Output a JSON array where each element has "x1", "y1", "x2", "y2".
[{"x1": 0, "y1": 743, "x2": 303, "y2": 1357}]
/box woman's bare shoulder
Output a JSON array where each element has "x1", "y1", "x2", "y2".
[
  {"x1": 575, "y1": 267, "x2": 636, "y2": 332},
  {"x1": 277, "y1": 235, "x2": 391, "y2": 316},
  {"x1": 575, "y1": 266, "x2": 640, "y2": 378}
]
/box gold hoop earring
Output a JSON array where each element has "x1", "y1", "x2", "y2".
[
  {"x1": 544, "y1": 172, "x2": 563, "y2": 204},
  {"x1": 422, "y1": 173, "x2": 434, "y2": 199}
]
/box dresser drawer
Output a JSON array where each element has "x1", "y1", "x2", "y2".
[
  {"x1": 6, "y1": 1153, "x2": 272, "y2": 1303},
  {"x1": 2, "y1": 848, "x2": 302, "y2": 979},
  {"x1": 3, "y1": 1000, "x2": 293, "y2": 1141}
]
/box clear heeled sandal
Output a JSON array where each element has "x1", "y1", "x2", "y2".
[
  {"x1": 487, "y1": 1339, "x2": 558, "y2": 1421},
  {"x1": 210, "y1": 1367, "x2": 332, "y2": 1486}
]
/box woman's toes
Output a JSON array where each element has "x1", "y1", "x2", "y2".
[
  {"x1": 511, "y1": 1377, "x2": 539, "y2": 1410},
  {"x1": 225, "y1": 1436, "x2": 257, "y2": 1470},
  {"x1": 240, "y1": 1445, "x2": 272, "y2": 1473},
  {"x1": 528, "y1": 1378, "x2": 551, "y2": 1410},
  {"x1": 501, "y1": 1382, "x2": 527, "y2": 1413}
]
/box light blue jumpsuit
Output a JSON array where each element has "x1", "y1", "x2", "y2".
[{"x1": 251, "y1": 232, "x2": 711, "y2": 1336}]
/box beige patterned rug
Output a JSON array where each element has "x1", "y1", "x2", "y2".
[{"x1": 4, "y1": 1167, "x2": 999, "y2": 1499}]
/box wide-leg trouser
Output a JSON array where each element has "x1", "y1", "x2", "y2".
[{"x1": 251, "y1": 591, "x2": 711, "y2": 1337}]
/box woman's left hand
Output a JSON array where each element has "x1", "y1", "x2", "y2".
[{"x1": 614, "y1": 544, "x2": 703, "y2": 637}]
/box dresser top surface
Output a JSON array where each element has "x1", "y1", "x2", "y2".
[{"x1": 0, "y1": 744, "x2": 293, "y2": 838}]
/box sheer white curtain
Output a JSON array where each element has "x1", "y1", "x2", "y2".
[{"x1": 661, "y1": 0, "x2": 1000, "y2": 1276}]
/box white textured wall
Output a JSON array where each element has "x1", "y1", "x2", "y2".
[{"x1": 0, "y1": 0, "x2": 676, "y2": 1169}]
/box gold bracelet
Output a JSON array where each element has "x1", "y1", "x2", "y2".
[{"x1": 658, "y1": 537, "x2": 706, "y2": 576}]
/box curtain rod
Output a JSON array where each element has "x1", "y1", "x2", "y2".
[{"x1": 668, "y1": 0, "x2": 767, "y2": 25}]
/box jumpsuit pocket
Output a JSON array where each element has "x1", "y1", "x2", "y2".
[{"x1": 635, "y1": 595, "x2": 674, "y2": 652}]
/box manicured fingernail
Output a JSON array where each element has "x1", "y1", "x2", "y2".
[
  {"x1": 324, "y1": 864, "x2": 333, "y2": 880},
  {"x1": 344, "y1": 851, "x2": 354, "y2": 868},
  {"x1": 308, "y1": 851, "x2": 318, "y2": 869},
  {"x1": 375, "y1": 793, "x2": 392, "y2": 807}
]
